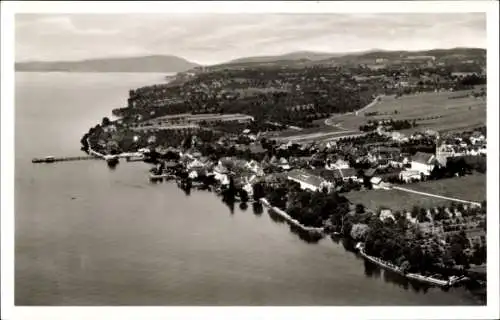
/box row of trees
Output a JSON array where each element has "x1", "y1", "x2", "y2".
[
  {"x1": 121, "y1": 65, "x2": 378, "y2": 127},
  {"x1": 359, "y1": 119, "x2": 415, "y2": 132}
]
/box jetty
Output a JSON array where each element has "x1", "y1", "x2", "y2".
[
  {"x1": 260, "y1": 198, "x2": 324, "y2": 234},
  {"x1": 32, "y1": 150, "x2": 144, "y2": 164},
  {"x1": 32, "y1": 155, "x2": 100, "y2": 163}
]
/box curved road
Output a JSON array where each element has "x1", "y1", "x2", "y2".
[{"x1": 324, "y1": 95, "x2": 384, "y2": 129}]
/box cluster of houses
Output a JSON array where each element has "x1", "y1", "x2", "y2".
[{"x1": 139, "y1": 123, "x2": 486, "y2": 199}]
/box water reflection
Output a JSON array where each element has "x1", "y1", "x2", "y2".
[
  {"x1": 361, "y1": 258, "x2": 437, "y2": 294},
  {"x1": 265, "y1": 208, "x2": 323, "y2": 244},
  {"x1": 267, "y1": 208, "x2": 286, "y2": 224},
  {"x1": 340, "y1": 237, "x2": 358, "y2": 255},
  {"x1": 239, "y1": 202, "x2": 248, "y2": 211},
  {"x1": 252, "y1": 202, "x2": 263, "y2": 216},
  {"x1": 363, "y1": 260, "x2": 381, "y2": 279},
  {"x1": 170, "y1": 181, "x2": 485, "y2": 303},
  {"x1": 107, "y1": 163, "x2": 118, "y2": 170},
  {"x1": 223, "y1": 199, "x2": 235, "y2": 214},
  {"x1": 330, "y1": 234, "x2": 341, "y2": 244},
  {"x1": 289, "y1": 224, "x2": 323, "y2": 244}
]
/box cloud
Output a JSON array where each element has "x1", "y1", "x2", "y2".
[
  {"x1": 15, "y1": 13, "x2": 486, "y2": 64},
  {"x1": 17, "y1": 15, "x2": 119, "y2": 36}
]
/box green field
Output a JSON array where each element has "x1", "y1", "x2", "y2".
[
  {"x1": 269, "y1": 88, "x2": 485, "y2": 143},
  {"x1": 406, "y1": 173, "x2": 486, "y2": 202},
  {"x1": 273, "y1": 129, "x2": 358, "y2": 142},
  {"x1": 345, "y1": 174, "x2": 486, "y2": 212},
  {"x1": 335, "y1": 88, "x2": 486, "y2": 133}
]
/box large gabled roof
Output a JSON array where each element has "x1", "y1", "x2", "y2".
[
  {"x1": 287, "y1": 169, "x2": 325, "y2": 188},
  {"x1": 412, "y1": 152, "x2": 435, "y2": 164}
]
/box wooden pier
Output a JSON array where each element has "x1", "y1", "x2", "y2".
[
  {"x1": 32, "y1": 152, "x2": 145, "y2": 164},
  {"x1": 32, "y1": 155, "x2": 101, "y2": 163}
]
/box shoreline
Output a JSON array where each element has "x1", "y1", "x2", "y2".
[
  {"x1": 83, "y1": 137, "x2": 478, "y2": 291},
  {"x1": 356, "y1": 243, "x2": 468, "y2": 288},
  {"x1": 259, "y1": 198, "x2": 325, "y2": 234}
]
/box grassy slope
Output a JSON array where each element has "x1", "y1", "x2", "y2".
[
  {"x1": 344, "y1": 174, "x2": 486, "y2": 212},
  {"x1": 335, "y1": 89, "x2": 486, "y2": 133}
]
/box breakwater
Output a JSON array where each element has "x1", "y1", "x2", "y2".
[
  {"x1": 32, "y1": 155, "x2": 100, "y2": 163},
  {"x1": 260, "y1": 198, "x2": 324, "y2": 234},
  {"x1": 356, "y1": 243, "x2": 467, "y2": 287}
]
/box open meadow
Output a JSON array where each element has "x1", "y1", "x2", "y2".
[
  {"x1": 271, "y1": 87, "x2": 485, "y2": 143},
  {"x1": 335, "y1": 88, "x2": 486, "y2": 134},
  {"x1": 344, "y1": 174, "x2": 486, "y2": 212},
  {"x1": 403, "y1": 173, "x2": 486, "y2": 201}
]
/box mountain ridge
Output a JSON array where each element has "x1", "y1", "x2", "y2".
[
  {"x1": 15, "y1": 47, "x2": 486, "y2": 72},
  {"x1": 15, "y1": 55, "x2": 200, "y2": 73}
]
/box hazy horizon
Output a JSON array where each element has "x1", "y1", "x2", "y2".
[
  {"x1": 15, "y1": 46, "x2": 487, "y2": 65},
  {"x1": 16, "y1": 13, "x2": 486, "y2": 65}
]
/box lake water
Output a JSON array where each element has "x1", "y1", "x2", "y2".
[{"x1": 15, "y1": 72, "x2": 483, "y2": 306}]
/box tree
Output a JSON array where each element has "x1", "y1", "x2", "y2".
[
  {"x1": 252, "y1": 182, "x2": 265, "y2": 201},
  {"x1": 411, "y1": 206, "x2": 420, "y2": 218},
  {"x1": 102, "y1": 117, "x2": 111, "y2": 126},
  {"x1": 350, "y1": 223, "x2": 370, "y2": 241},
  {"x1": 417, "y1": 208, "x2": 428, "y2": 223},
  {"x1": 355, "y1": 203, "x2": 365, "y2": 214},
  {"x1": 471, "y1": 243, "x2": 486, "y2": 265},
  {"x1": 363, "y1": 175, "x2": 373, "y2": 190},
  {"x1": 182, "y1": 134, "x2": 193, "y2": 149},
  {"x1": 239, "y1": 189, "x2": 249, "y2": 203}
]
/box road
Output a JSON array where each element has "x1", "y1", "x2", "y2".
[
  {"x1": 324, "y1": 112, "x2": 352, "y2": 129},
  {"x1": 323, "y1": 95, "x2": 384, "y2": 128},
  {"x1": 273, "y1": 130, "x2": 361, "y2": 143}
]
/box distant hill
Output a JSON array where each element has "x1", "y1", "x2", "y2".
[
  {"x1": 15, "y1": 55, "x2": 200, "y2": 73},
  {"x1": 319, "y1": 47, "x2": 487, "y2": 64},
  {"x1": 226, "y1": 51, "x2": 343, "y2": 65},
  {"x1": 214, "y1": 47, "x2": 486, "y2": 68}
]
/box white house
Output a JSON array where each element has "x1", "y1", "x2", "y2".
[
  {"x1": 470, "y1": 135, "x2": 485, "y2": 145},
  {"x1": 379, "y1": 209, "x2": 395, "y2": 221},
  {"x1": 406, "y1": 212, "x2": 418, "y2": 224},
  {"x1": 189, "y1": 169, "x2": 202, "y2": 180},
  {"x1": 411, "y1": 152, "x2": 436, "y2": 176},
  {"x1": 335, "y1": 159, "x2": 350, "y2": 169},
  {"x1": 399, "y1": 170, "x2": 422, "y2": 183},
  {"x1": 370, "y1": 176, "x2": 383, "y2": 189},
  {"x1": 213, "y1": 163, "x2": 230, "y2": 186},
  {"x1": 242, "y1": 182, "x2": 253, "y2": 197},
  {"x1": 279, "y1": 158, "x2": 291, "y2": 171},
  {"x1": 187, "y1": 159, "x2": 205, "y2": 170},
  {"x1": 246, "y1": 160, "x2": 264, "y2": 176},
  {"x1": 147, "y1": 135, "x2": 157, "y2": 144}
]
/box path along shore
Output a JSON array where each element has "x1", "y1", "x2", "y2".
[
  {"x1": 356, "y1": 243, "x2": 467, "y2": 287},
  {"x1": 260, "y1": 198, "x2": 324, "y2": 234}
]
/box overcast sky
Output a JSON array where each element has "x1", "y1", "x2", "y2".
[{"x1": 15, "y1": 13, "x2": 486, "y2": 65}]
